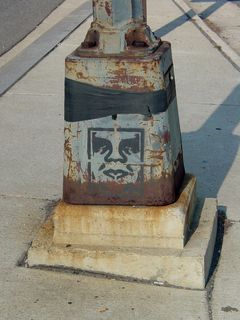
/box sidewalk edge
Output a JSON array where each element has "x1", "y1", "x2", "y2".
[
  {"x1": 172, "y1": 0, "x2": 240, "y2": 72},
  {"x1": 0, "y1": 1, "x2": 92, "y2": 97}
]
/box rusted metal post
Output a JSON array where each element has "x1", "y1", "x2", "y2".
[
  {"x1": 64, "y1": 0, "x2": 185, "y2": 205},
  {"x1": 82, "y1": 0, "x2": 157, "y2": 53},
  {"x1": 132, "y1": 0, "x2": 147, "y2": 21}
]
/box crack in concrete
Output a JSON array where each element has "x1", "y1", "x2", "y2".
[
  {"x1": 0, "y1": 193, "x2": 59, "y2": 202},
  {"x1": 25, "y1": 264, "x2": 205, "y2": 292},
  {"x1": 5, "y1": 92, "x2": 59, "y2": 96}
]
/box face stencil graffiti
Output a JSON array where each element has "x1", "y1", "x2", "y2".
[{"x1": 88, "y1": 128, "x2": 144, "y2": 184}]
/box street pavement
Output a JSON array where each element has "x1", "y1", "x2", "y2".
[
  {"x1": 0, "y1": 0, "x2": 64, "y2": 56},
  {"x1": 0, "y1": 0, "x2": 240, "y2": 319}
]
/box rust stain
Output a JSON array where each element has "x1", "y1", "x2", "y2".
[
  {"x1": 63, "y1": 152, "x2": 185, "y2": 207},
  {"x1": 64, "y1": 126, "x2": 73, "y2": 179},
  {"x1": 150, "y1": 130, "x2": 171, "y2": 145},
  {"x1": 76, "y1": 71, "x2": 89, "y2": 80},
  {"x1": 125, "y1": 26, "x2": 160, "y2": 49},
  {"x1": 63, "y1": 117, "x2": 185, "y2": 206},
  {"x1": 162, "y1": 130, "x2": 171, "y2": 144},
  {"x1": 105, "y1": 1, "x2": 111, "y2": 16},
  {"x1": 146, "y1": 149, "x2": 164, "y2": 162},
  {"x1": 64, "y1": 126, "x2": 79, "y2": 180},
  {"x1": 75, "y1": 41, "x2": 170, "y2": 60},
  {"x1": 65, "y1": 62, "x2": 76, "y2": 75},
  {"x1": 63, "y1": 39, "x2": 185, "y2": 207},
  {"x1": 63, "y1": 175, "x2": 176, "y2": 206},
  {"x1": 106, "y1": 64, "x2": 156, "y2": 91}
]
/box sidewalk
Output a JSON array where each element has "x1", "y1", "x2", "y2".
[
  {"x1": 184, "y1": 0, "x2": 240, "y2": 55},
  {"x1": 0, "y1": 0, "x2": 239, "y2": 319}
]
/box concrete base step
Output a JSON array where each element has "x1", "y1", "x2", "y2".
[{"x1": 27, "y1": 196, "x2": 217, "y2": 289}]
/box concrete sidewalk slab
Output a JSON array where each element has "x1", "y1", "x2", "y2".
[
  {"x1": 184, "y1": 0, "x2": 240, "y2": 56},
  {"x1": 0, "y1": 93, "x2": 63, "y2": 200},
  {"x1": 0, "y1": 197, "x2": 49, "y2": 268},
  {"x1": 173, "y1": 0, "x2": 240, "y2": 72},
  {"x1": 0, "y1": 196, "x2": 210, "y2": 320},
  {"x1": 1, "y1": 269, "x2": 210, "y2": 320},
  {"x1": 212, "y1": 222, "x2": 240, "y2": 319}
]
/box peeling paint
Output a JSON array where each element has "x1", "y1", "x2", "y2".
[{"x1": 63, "y1": 0, "x2": 185, "y2": 206}]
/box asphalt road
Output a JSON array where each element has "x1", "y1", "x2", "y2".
[{"x1": 0, "y1": 0, "x2": 65, "y2": 56}]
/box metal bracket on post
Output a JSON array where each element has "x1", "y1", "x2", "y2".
[{"x1": 81, "y1": 0, "x2": 159, "y2": 54}]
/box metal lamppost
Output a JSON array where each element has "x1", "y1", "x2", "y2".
[{"x1": 28, "y1": 0, "x2": 217, "y2": 290}]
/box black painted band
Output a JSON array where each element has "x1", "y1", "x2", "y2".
[{"x1": 64, "y1": 78, "x2": 175, "y2": 122}]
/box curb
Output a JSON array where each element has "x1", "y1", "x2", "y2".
[
  {"x1": 172, "y1": 0, "x2": 240, "y2": 72},
  {"x1": 0, "y1": 1, "x2": 92, "y2": 96}
]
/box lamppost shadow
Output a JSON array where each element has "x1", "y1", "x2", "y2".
[
  {"x1": 191, "y1": 0, "x2": 227, "y2": 19},
  {"x1": 154, "y1": 0, "x2": 227, "y2": 37},
  {"x1": 181, "y1": 84, "x2": 240, "y2": 281},
  {"x1": 182, "y1": 84, "x2": 240, "y2": 200}
]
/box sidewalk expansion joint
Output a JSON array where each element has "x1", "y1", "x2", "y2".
[
  {"x1": 0, "y1": 193, "x2": 59, "y2": 202},
  {"x1": 189, "y1": 102, "x2": 240, "y2": 107},
  {"x1": 23, "y1": 264, "x2": 205, "y2": 292},
  {"x1": 5, "y1": 92, "x2": 59, "y2": 97}
]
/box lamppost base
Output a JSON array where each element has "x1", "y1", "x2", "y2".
[{"x1": 27, "y1": 174, "x2": 217, "y2": 289}]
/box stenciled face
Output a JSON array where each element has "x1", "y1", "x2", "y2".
[{"x1": 88, "y1": 128, "x2": 144, "y2": 184}]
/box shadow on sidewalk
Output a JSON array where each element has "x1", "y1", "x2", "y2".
[
  {"x1": 182, "y1": 84, "x2": 240, "y2": 282},
  {"x1": 191, "y1": 0, "x2": 226, "y2": 19},
  {"x1": 154, "y1": 10, "x2": 191, "y2": 37},
  {"x1": 154, "y1": 0, "x2": 226, "y2": 37},
  {"x1": 182, "y1": 84, "x2": 240, "y2": 200}
]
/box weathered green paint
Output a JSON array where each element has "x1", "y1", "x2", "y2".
[{"x1": 63, "y1": 0, "x2": 185, "y2": 205}]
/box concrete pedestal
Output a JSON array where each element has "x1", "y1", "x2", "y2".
[
  {"x1": 53, "y1": 174, "x2": 196, "y2": 249},
  {"x1": 27, "y1": 174, "x2": 217, "y2": 289}
]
